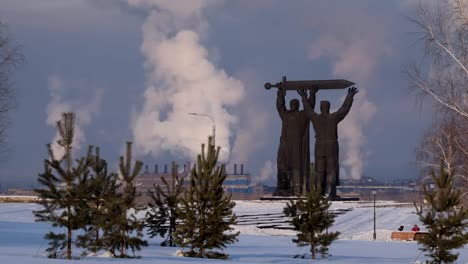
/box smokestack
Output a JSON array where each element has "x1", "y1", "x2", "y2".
[
  {"x1": 145, "y1": 165, "x2": 148, "y2": 173},
  {"x1": 154, "y1": 164, "x2": 158, "y2": 174},
  {"x1": 241, "y1": 164, "x2": 244, "y2": 174},
  {"x1": 164, "y1": 164, "x2": 168, "y2": 173},
  {"x1": 184, "y1": 164, "x2": 187, "y2": 172},
  {"x1": 234, "y1": 164, "x2": 237, "y2": 175}
]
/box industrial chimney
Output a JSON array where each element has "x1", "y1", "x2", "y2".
[
  {"x1": 241, "y1": 164, "x2": 244, "y2": 174},
  {"x1": 234, "y1": 164, "x2": 238, "y2": 175}
]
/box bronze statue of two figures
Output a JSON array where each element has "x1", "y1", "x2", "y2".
[{"x1": 265, "y1": 76, "x2": 358, "y2": 199}]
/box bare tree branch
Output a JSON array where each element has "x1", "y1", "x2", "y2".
[
  {"x1": 0, "y1": 21, "x2": 23, "y2": 156},
  {"x1": 416, "y1": 116, "x2": 468, "y2": 204},
  {"x1": 407, "y1": 0, "x2": 468, "y2": 119}
]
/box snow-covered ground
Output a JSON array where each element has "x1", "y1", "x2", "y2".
[
  {"x1": 234, "y1": 200, "x2": 423, "y2": 241},
  {"x1": 0, "y1": 201, "x2": 467, "y2": 263}
]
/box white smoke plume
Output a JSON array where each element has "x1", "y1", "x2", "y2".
[
  {"x1": 338, "y1": 91, "x2": 377, "y2": 180},
  {"x1": 128, "y1": 0, "x2": 245, "y2": 161},
  {"x1": 256, "y1": 160, "x2": 276, "y2": 185},
  {"x1": 46, "y1": 75, "x2": 103, "y2": 159},
  {"x1": 307, "y1": 11, "x2": 387, "y2": 179}
]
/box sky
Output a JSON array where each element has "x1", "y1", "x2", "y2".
[{"x1": 0, "y1": 0, "x2": 435, "y2": 189}]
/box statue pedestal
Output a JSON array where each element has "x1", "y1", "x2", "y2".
[
  {"x1": 259, "y1": 196, "x2": 302, "y2": 201},
  {"x1": 259, "y1": 195, "x2": 360, "y2": 201},
  {"x1": 332, "y1": 196, "x2": 360, "y2": 201}
]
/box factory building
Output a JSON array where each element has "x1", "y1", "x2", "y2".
[
  {"x1": 135, "y1": 162, "x2": 259, "y2": 202},
  {"x1": 223, "y1": 163, "x2": 254, "y2": 194}
]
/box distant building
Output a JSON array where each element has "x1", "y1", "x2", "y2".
[
  {"x1": 135, "y1": 162, "x2": 274, "y2": 202},
  {"x1": 4, "y1": 188, "x2": 36, "y2": 196},
  {"x1": 341, "y1": 176, "x2": 382, "y2": 186},
  {"x1": 408, "y1": 181, "x2": 418, "y2": 189},
  {"x1": 223, "y1": 163, "x2": 254, "y2": 195},
  {"x1": 136, "y1": 162, "x2": 191, "y2": 197}
]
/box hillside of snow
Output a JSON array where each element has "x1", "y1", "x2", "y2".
[{"x1": 0, "y1": 201, "x2": 466, "y2": 263}]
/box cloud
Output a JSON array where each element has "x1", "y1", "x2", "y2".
[
  {"x1": 46, "y1": 75, "x2": 103, "y2": 159},
  {"x1": 308, "y1": 23, "x2": 392, "y2": 82},
  {"x1": 129, "y1": 0, "x2": 245, "y2": 162}
]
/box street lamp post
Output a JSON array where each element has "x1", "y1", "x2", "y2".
[
  {"x1": 372, "y1": 190, "x2": 377, "y2": 240},
  {"x1": 188, "y1": 112, "x2": 215, "y2": 146}
]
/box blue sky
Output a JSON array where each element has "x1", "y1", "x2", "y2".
[{"x1": 0, "y1": 0, "x2": 433, "y2": 188}]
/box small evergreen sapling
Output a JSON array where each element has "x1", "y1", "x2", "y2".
[
  {"x1": 284, "y1": 190, "x2": 340, "y2": 259},
  {"x1": 76, "y1": 147, "x2": 120, "y2": 254},
  {"x1": 102, "y1": 141, "x2": 147, "y2": 258},
  {"x1": 34, "y1": 112, "x2": 93, "y2": 259},
  {"x1": 146, "y1": 162, "x2": 184, "y2": 246},
  {"x1": 414, "y1": 163, "x2": 468, "y2": 264},
  {"x1": 174, "y1": 139, "x2": 239, "y2": 259}
]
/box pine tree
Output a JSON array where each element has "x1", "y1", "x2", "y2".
[
  {"x1": 174, "y1": 138, "x2": 239, "y2": 259},
  {"x1": 284, "y1": 190, "x2": 340, "y2": 259},
  {"x1": 34, "y1": 112, "x2": 93, "y2": 259},
  {"x1": 76, "y1": 147, "x2": 120, "y2": 254},
  {"x1": 145, "y1": 162, "x2": 184, "y2": 247},
  {"x1": 102, "y1": 141, "x2": 147, "y2": 258},
  {"x1": 414, "y1": 162, "x2": 468, "y2": 264}
]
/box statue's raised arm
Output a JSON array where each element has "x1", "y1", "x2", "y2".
[
  {"x1": 298, "y1": 88, "x2": 318, "y2": 120},
  {"x1": 334, "y1": 87, "x2": 358, "y2": 122},
  {"x1": 276, "y1": 87, "x2": 287, "y2": 119}
]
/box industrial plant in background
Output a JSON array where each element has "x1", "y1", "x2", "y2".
[{"x1": 136, "y1": 163, "x2": 272, "y2": 203}]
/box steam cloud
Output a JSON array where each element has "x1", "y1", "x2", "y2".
[
  {"x1": 256, "y1": 160, "x2": 276, "y2": 186},
  {"x1": 46, "y1": 75, "x2": 103, "y2": 159},
  {"x1": 128, "y1": 0, "x2": 245, "y2": 162}
]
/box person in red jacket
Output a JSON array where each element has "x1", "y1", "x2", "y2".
[{"x1": 411, "y1": 224, "x2": 420, "y2": 232}]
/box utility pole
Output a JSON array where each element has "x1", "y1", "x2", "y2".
[
  {"x1": 188, "y1": 112, "x2": 215, "y2": 146},
  {"x1": 372, "y1": 189, "x2": 377, "y2": 240}
]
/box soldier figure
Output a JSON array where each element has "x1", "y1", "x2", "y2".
[
  {"x1": 274, "y1": 86, "x2": 313, "y2": 196},
  {"x1": 299, "y1": 87, "x2": 358, "y2": 199}
]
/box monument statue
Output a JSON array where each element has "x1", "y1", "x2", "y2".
[
  {"x1": 265, "y1": 76, "x2": 355, "y2": 198},
  {"x1": 274, "y1": 85, "x2": 312, "y2": 196},
  {"x1": 299, "y1": 87, "x2": 358, "y2": 199}
]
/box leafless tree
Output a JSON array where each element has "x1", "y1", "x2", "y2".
[
  {"x1": 408, "y1": 0, "x2": 468, "y2": 204},
  {"x1": 406, "y1": 0, "x2": 467, "y2": 119},
  {"x1": 0, "y1": 22, "x2": 22, "y2": 154},
  {"x1": 417, "y1": 116, "x2": 468, "y2": 204}
]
